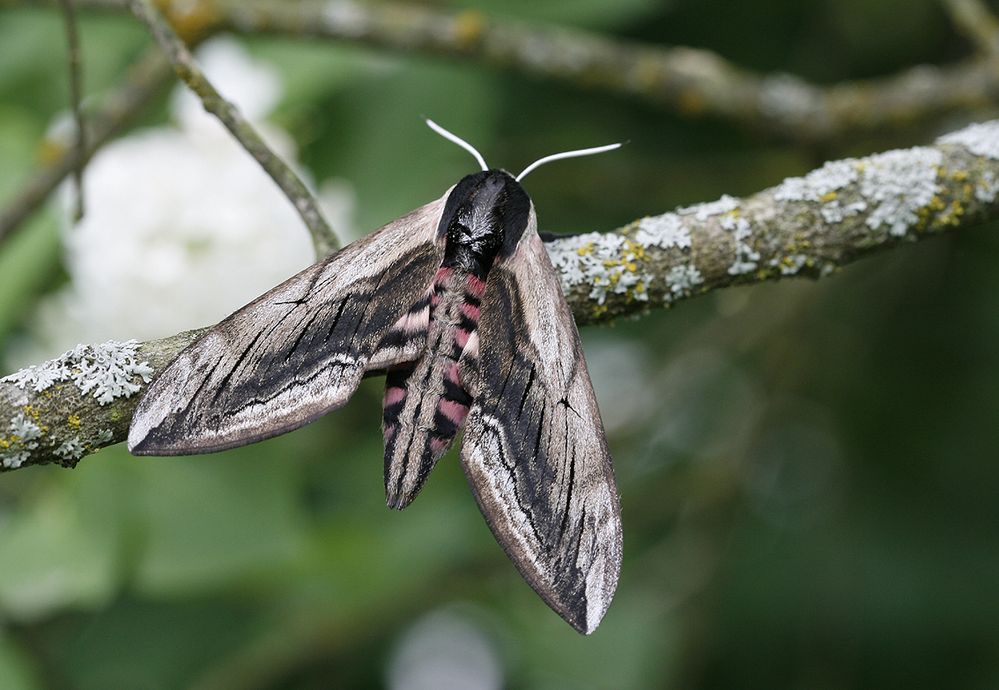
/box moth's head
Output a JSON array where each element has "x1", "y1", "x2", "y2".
[
  {"x1": 426, "y1": 119, "x2": 621, "y2": 257},
  {"x1": 439, "y1": 169, "x2": 532, "y2": 258}
]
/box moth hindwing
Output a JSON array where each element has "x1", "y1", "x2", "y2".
[{"x1": 129, "y1": 168, "x2": 623, "y2": 634}]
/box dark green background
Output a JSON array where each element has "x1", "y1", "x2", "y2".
[{"x1": 1, "y1": 1, "x2": 997, "y2": 688}]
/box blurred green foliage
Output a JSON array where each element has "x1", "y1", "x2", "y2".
[{"x1": 2, "y1": 0, "x2": 999, "y2": 688}]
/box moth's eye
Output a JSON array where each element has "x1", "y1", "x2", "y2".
[{"x1": 448, "y1": 220, "x2": 471, "y2": 240}]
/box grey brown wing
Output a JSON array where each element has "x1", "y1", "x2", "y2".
[
  {"x1": 128, "y1": 195, "x2": 448, "y2": 455},
  {"x1": 459, "y1": 229, "x2": 622, "y2": 635}
]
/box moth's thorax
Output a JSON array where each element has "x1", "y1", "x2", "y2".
[{"x1": 439, "y1": 169, "x2": 532, "y2": 277}]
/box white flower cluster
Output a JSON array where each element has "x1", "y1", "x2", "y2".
[
  {"x1": 2, "y1": 339, "x2": 152, "y2": 405},
  {"x1": 25, "y1": 38, "x2": 352, "y2": 361},
  {"x1": 860, "y1": 147, "x2": 943, "y2": 237}
]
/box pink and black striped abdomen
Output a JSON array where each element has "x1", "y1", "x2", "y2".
[{"x1": 382, "y1": 268, "x2": 484, "y2": 509}]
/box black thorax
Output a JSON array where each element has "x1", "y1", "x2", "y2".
[{"x1": 438, "y1": 170, "x2": 532, "y2": 278}]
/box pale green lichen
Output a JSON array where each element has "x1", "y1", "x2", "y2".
[
  {"x1": 720, "y1": 210, "x2": 760, "y2": 276},
  {"x1": 54, "y1": 436, "x2": 86, "y2": 462},
  {"x1": 774, "y1": 159, "x2": 866, "y2": 223},
  {"x1": 1, "y1": 340, "x2": 153, "y2": 405},
  {"x1": 664, "y1": 264, "x2": 704, "y2": 297},
  {"x1": 546, "y1": 233, "x2": 654, "y2": 306},
  {"x1": 1, "y1": 411, "x2": 42, "y2": 469},
  {"x1": 859, "y1": 147, "x2": 943, "y2": 237},
  {"x1": 937, "y1": 120, "x2": 999, "y2": 160}
]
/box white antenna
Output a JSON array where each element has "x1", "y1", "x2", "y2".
[
  {"x1": 425, "y1": 119, "x2": 488, "y2": 172},
  {"x1": 516, "y1": 143, "x2": 622, "y2": 182}
]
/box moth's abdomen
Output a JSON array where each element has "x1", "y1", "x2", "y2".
[{"x1": 382, "y1": 268, "x2": 483, "y2": 509}]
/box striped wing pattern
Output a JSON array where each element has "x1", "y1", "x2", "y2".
[
  {"x1": 459, "y1": 229, "x2": 623, "y2": 634},
  {"x1": 128, "y1": 196, "x2": 448, "y2": 455}
]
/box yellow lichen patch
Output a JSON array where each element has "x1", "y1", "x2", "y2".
[
  {"x1": 453, "y1": 10, "x2": 485, "y2": 48},
  {"x1": 576, "y1": 242, "x2": 595, "y2": 257},
  {"x1": 937, "y1": 199, "x2": 965, "y2": 227},
  {"x1": 0, "y1": 436, "x2": 10, "y2": 451},
  {"x1": 678, "y1": 89, "x2": 706, "y2": 115},
  {"x1": 820, "y1": 191, "x2": 838, "y2": 203},
  {"x1": 623, "y1": 239, "x2": 647, "y2": 261},
  {"x1": 633, "y1": 57, "x2": 665, "y2": 90},
  {"x1": 67, "y1": 414, "x2": 81, "y2": 429},
  {"x1": 951, "y1": 169, "x2": 969, "y2": 182},
  {"x1": 38, "y1": 139, "x2": 68, "y2": 166},
  {"x1": 155, "y1": 0, "x2": 222, "y2": 42}
]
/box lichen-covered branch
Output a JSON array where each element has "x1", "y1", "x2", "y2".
[
  {"x1": 556, "y1": 120, "x2": 999, "y2": 324},
  {"x1": 3, "y1": 119, "x2": 999, "y2": 472},
  {"x1": 4, "y1": 0, "x2": 999, "y2": 144},
  {"x1": 0, "y1": 46, "x2": 172, "y2": 245},
  {"x1": 125, "y1": 0, "x2": 340, "y2": 257},
  {"x1": 1, "y1": 331, "x2": 203, "y2": 470}
]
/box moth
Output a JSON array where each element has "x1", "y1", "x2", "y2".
[{"x1": 128, "y1": 121, "x2": 623, "y2": 634}]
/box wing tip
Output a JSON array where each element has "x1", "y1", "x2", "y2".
[
  {"x1": 553, "y1": 590, "x2": 612, "y2": 635},
  {"x1": 126, "y1": 420, "x2": 152, "y2": 455},
  {"x1": 126, "y1": 429, "x2": 177, "y2": 456}
]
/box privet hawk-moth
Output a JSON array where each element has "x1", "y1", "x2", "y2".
[{"x1": 128, "y1": 121, "x2": 624, "y2": 634}]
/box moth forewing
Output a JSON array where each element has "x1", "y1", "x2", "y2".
[
  {"x1": 459, "y1": 225, "x2": 623, "y2": 634},
  {"x1": 128, "y1": 194, "x2": 450, "y2": 455}
]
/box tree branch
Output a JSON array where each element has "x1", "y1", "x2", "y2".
[
  {"x1": 3, "y1": 0, "x2": 999, "y2": 144},
  {"x1": 124, "y1": 0, "x2": 340, "y2": 256},
  {"x1": 0, "y1": 45, "x2": 172, "y2": 245},
  {"x1": 943, "y1": 0, "x2": 999, "y2": 57},
  {"x1": 3, "y1": 120, "x2": 999, "y2": 472},
  {"x1": 56, "y1": 0, "x2": 86, "y2": 222}
]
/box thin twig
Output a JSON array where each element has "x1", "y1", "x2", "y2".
[
  {"x1": 942, "y1": 0, "x2": 999, "y2": 57},
  {"x1": 56, "y1": 0, "x2": 86, "y2": 222},
  {"x1": 124, "y1": 0, "x2": 340, "y2": 257},
  {"x1": 3, "y1": 0, "x2": 999, "y2": 143},
  {"x1": 0, "y1": 46, "x2": 172, "y2": 245},
  {"x1": 3, "y1": 119, "x2": 999, "y2": 471}
]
